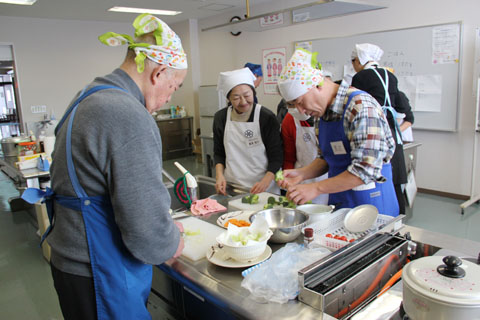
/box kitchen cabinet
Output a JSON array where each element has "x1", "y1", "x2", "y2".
[{"x1": 156, "y1": 117, "x2": 193, "y2": 160}]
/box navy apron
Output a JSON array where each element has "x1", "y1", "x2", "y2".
[
  {"x1": 23, "y1": 85, "x2": 153, "y2": 319},
  {"x1": 318, "y1": 91, "x2": 399, "y2": 217}
]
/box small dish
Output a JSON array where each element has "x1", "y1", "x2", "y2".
[
  {"x1": 296, "y1": 204, "x2": 333, "y2": 223},
  {"x1": 343, "y1": 204, "x2": 378, "y2": 233},
  {"x1": 216, "y1": 210, "x2": 255, "y2": 228},
  {"x1": 206, "y1": 244, "x2": 272, "y2": 268}
]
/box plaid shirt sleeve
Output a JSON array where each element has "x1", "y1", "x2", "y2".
[{"x1": 343, "y1": 91, "x2": 395, "y2": 183}]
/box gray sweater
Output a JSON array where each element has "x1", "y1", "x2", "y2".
[{"x1": 49, "y1": 68, "x2": 180, "y2": 277}]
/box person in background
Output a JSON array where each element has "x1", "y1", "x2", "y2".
[
  {"x1": 26, "y1": 14, "x2": 186, "y2": 320},
  {"x1": 214, "y1": 68, "x2": 282, "y2": 195},
  {"x1": 351, "y1": 43, "x2": 408, "y2": 215},
  {"x1": 396, "y1": 91, "x2": 415, "y2": 143},
  {"x1": 244, "y1": 62, "x2": 263, "y2": 88},
  {"x1": 277, "y1": 49, "x2": 399, "y2": 217},
  {"x1": 244, "y1": 62, "x2": 263, "y2": 104},
  {"x1": 280, "y1": 104, "x2": 328, "y2": 204},
  {"x1": 276, "y1": 98, "x2": 288, "y2": 124}
]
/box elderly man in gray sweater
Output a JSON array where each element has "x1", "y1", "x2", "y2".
[{"x1": 47, "y1": 14, "x2": 187, "y2": 319}]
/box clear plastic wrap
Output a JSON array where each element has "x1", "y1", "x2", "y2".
[{"x1": 241, "y1": 243, "x2": 330, "y2": 304}]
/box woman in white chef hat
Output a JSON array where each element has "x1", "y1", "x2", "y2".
[
  {"x1": 214, "y1": 67, "x2": 283, "y2": 195},
  {"x1": 351, "y1": 43, "x2": 408, "y2": 216}
]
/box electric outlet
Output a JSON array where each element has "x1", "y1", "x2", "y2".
[{"x1": 31, "y1": 105, "x2": 47, "y2": 113}]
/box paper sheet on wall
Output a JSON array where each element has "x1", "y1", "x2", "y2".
[
  {"x1": 295, "y1": 41, "x2": 312, "y2": 52},
  {"x1": 416, "y1": 75, "x2": 442, "y2": 112},
  {"x1": 262, "y1": 47, "x2": 286, "y2": 95},
  {"x1": 432, "y1": 24, "x2": 460, "y2": 65},
  {"x1": 398, "y1": 74, "x2": 442, "y2": 112}
]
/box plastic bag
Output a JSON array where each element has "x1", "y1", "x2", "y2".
[{"x1": 241, "y1": 243, "x2": 330, "y2": 304}]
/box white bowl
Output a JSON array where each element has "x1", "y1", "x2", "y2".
[
  {"x1": 216, "y1": 230, "x2": 272, "y2": 262},
  {"x1": 296, "y1": 204, "x2": 333, "y2": 223}
]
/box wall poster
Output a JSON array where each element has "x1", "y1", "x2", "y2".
[{"x1": 262, "y1": 47, "x2": 286, "y2": 95}]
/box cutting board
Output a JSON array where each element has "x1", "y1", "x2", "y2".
[
  {"x1": 228, "y1": 192, "x2": 281, "y2": 212},
  {"x1": 180, "y1": 217, "x2": 225, "y2": 261}
]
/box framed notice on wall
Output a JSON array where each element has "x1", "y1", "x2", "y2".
[{"x1": 262, "y1": 47, "x2": 286, "y2": 95}]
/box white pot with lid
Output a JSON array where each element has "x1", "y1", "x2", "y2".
[{"x1": 402, "y1": 255, "x2": 480, "y2": 319}]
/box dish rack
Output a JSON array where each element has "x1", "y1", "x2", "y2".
[{"x1": 307, "y1": 209, "x2": 393, "y2": 251}]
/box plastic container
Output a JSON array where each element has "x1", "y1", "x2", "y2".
[
  {"x1": 38, "y1": 130, "x2": 46, "y2": 153},
  {"x1": 17, "y1": 141, "x2": 37, "y2": 156},
  {"x1": 307, "y1": 208, "x2": 393, "y2": 251}
]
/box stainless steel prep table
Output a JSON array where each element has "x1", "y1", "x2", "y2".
[
  {"x1": 0, "y1": 154, "x2": 49, "y2": 213},
  {"x1": 153, "y1": 209, "x2": 336, "y2": 320}
]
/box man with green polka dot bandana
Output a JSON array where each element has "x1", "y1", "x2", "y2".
[{"x1": 46, "y1": 14, "x2": 187, "y2": 319}]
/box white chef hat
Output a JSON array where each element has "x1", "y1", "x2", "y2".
[
  {"x1": 277, "y1": 48, "x2": 324, "y2": 102},
  {"x1": 351, "y1": 43, "x2": 384, "y2": 66},
  {"x1": 217, "y1": 67, "x2": 256, "y2": 100}
]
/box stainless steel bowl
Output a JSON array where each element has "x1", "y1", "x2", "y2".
[{"x1": 249, "y1": 208, "x2": 310, "y2": 243}]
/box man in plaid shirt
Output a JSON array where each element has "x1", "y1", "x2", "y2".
[{"x1": 277, "y1": 49, "x2": 399, "y2": 217}]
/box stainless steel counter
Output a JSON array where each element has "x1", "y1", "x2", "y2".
[
  {"x1": 158, "y1": 210, "x2": 336, "y2": 320},
  {"x1": 0, "y1": 155, "x2": 49, "y2": 187},
  {"x1": 0, "y1": 155, "x2": 49, "y2": 213},
  {"x1": 155, "y1": 219, "x2": 479, "y2": 319}
]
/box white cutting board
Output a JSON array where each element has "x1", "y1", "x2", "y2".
[
  {"x1": 228, "y1": 192, "x2": 281, "y2": 212},
  {"x1": 180, "y1": 217, "x2": 225, "y2": 261}
]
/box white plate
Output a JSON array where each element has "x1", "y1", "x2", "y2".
[
  {"x1": 216, "y1": 210, "x2": 255, "y2": 228},
  {"x1": 343, "y1": 204, "x2": 378, "y2": 233},
  {"x1": 206, "y1": 244, "x2": 272, "y2": 268}
]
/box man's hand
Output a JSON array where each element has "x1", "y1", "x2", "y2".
[
  {"x1": 277, "y1": 169, "x2": 303, "y2": 189},
  {"x1": 286, "y1": 182, "x2": 321, "y2": 204}
]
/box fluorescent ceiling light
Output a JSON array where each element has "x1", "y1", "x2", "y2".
[
  {"x1": 0, "y1": 0, "x2": 37, "y2": 5},
  {"x1": 108, "y1": 6, "x2": 181, "y2": 16}
]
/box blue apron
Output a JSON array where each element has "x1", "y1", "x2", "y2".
[
  {"x1": 318, "y1": 91, "x2": 399, "y2": 217},
  {"x1": 23, "y1": 85, "x2": 152, "y2": 319}
]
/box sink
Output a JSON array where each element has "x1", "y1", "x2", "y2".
[{"x1": 166, "y1": 175, "x2": 249, "y2": 211}]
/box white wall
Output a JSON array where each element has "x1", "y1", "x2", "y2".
[
  {"x1": 0, "y1": 16, "x2": 131, "y2": 123},
  {"x1": 197, "y1": 0, "x2": 480, "y2": 198}
]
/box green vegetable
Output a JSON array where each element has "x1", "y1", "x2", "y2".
[
  {"x1": 275, "y1": 170, "x2": 284, "y2": 182},
  {"x1": 263, "y1": 203, "x2": 274, "y2": 209},
  {"x1": 241, "y1": 194, "x2": 260, "y2": 204},
  {"x1": 267, "y1": 196, "x2": 276, "y2": 205},
  {"x1": 184, "y1": 229, "x2": 201, "y2": 236},
  {"x1": 278, "y1": 196, "x2": 286, "y2": 203},
  {"x1": 305, "y1": 201, "x2": 313, "y2": 204}
]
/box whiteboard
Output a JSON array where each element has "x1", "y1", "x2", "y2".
[{"x1": 302, "y1": 22, "x2": 462, "y2": 132}]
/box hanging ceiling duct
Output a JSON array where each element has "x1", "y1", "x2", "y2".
[{"x1": 201, "y1": 0, "x2": 388, "y2": 32}]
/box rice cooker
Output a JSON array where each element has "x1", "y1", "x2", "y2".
[
  {"x1": 1, "y1": 135, "x2": 30, "y2": 156},
  {"x1": 402, "y1": 255, "x2": 480, "y2": 319}
]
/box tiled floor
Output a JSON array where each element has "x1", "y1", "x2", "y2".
[{"x1": 1, "y1": 154, "x2": 479, "y2": 319}]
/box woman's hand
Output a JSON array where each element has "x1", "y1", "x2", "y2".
[
  {"x1": 250, "y1": 172, "x2": 275, "y2": 194},
  {"x1": 215, "y1": 173, "x2": 227, "y2": 195},
  {"x1": 277, "y1": 169, "x2": 304, "y2": 189},
  {"x1": 286, "y1": 182, "x2": 320, "y2": 204}
]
